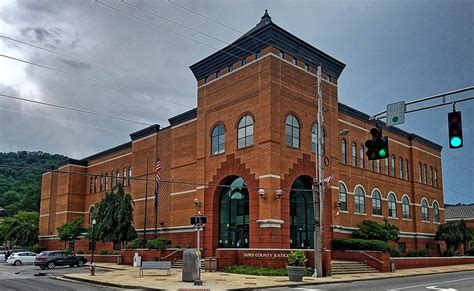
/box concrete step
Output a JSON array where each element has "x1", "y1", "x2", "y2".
[
  {"x1": 171, "y1": 259, "x2": 205, "y2": 269},
  {"x1": 330, "y1": 260, "x2": 378, "y2": 275}
]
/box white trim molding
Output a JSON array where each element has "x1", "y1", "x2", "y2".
[
  {"x1": 256, "y1": 219, "x2": 284, "y2": 228},
  {"x1": 55, "y1": 211, "x2": 87, "y2": 215},
  {"x1": 88, "y1": 152, "x2": 132, "y2": 167},
  {"x1": 331, "y1": 225, "x2": 436, "y2": 238},
  {"x1": 170, "y1": 189, "x2": 196, "y2": 196},
  {"x1": 258, "y1": 174, "x2": 281, "y2": 179},
  {"x1": 135, "y1": 225, "x2": 196, "y2": 234}
]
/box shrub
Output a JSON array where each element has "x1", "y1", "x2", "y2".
[
  {"x1": 353, "y1": 219, "x2": 400, "y2": 242},
  {"x1": 99, "y1": 249, "x2": 109, "y2": 255},
  {"x1": 389, "y1": 247, "x2": 401, "y2": 257},
  {"x1": 332, "y1": 238, "x2": 390, "y2": 252},
  {"x1": 405, "y1": 248, "x2": 429, "y2": 257},
  {"x1": 146, "y1": 238, "x2": 172, "y2": 250},
  {"x1": 288, "y1": 250, "x2": 307, "y2": 266},
  {"x1": 223, "y1": 265, "x2": 288, "y2": 276},
  {"x1": 76, "y1": 250, "x2": 84, "y2": 254},
  {"x1": 443, "y1": 247, "x2": 457, "y2": 257},
  {"x1": 27, "y1": 244, "x2": 46, "y2": 254},
  {"x1": 126, "y1": 238, "x2": 144, "y2": 249},
  {"x1": 465, "y1": 249, "x2": 474, "y2": 256}
]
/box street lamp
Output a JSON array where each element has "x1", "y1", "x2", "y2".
[{"x1": 91, "y1": 219, "x2": 96, "y2": 264}]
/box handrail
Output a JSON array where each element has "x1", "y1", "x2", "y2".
[
  {"x1": 161, "y1": 249, "x2": 184, "y2": 260},
  {"x1": 360, "y1": 251, "x2": 384, "y2": 264}
]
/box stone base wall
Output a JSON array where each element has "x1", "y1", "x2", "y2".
[{"x1": 391, "y1": 256, "x2": 474, "y2": 270}]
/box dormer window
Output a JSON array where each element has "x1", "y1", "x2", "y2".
[
  {"x1": 228, "y1": 65, "x2": 233, "y2": 72},
  {"x1": 216, "y1": 70, "x2": 220, "y2": 78},
  {"x1": 279, "y1": 50, "x2": 285, "y2": 59},
  {"x1": 292, "y1": 57, "x2": 297, "y2": 65},
  {"x1": 204, "y1": 76, "x2": 208, "y2": 84},
  {"x1": 241, "y1": 58, "x2": 248, "y2": 66},
  {"x1": 304, "y1": 63, "x2": 309, "y2": 71},
  {"x1": 256, "y1": 50, "x2": 261, "y2": 59}
]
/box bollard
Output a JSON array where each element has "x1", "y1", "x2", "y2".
[{"x1": 90, "y1": 262, "x2": 96, "y2": 276}]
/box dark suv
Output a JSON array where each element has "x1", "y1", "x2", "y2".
[{"x1": 34, "y1": 251, "x2": 87, "y2": 269}]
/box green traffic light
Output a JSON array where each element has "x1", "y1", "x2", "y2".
[
  {"x1": 450, "y1": 137, "x2": 462, "y2": 147},
  {"x1": 379, "y1": 148, "x2": 387, "y2": 158}
]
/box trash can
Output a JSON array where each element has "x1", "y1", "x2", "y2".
[
  {"x1": 182, "y1": 249, "x2": 199, "y2": 282},
  {"x1": 116, "y1": 255, "x2": 123, "y2": 265},
  {"x1": 204, "y1": 257, "x2": 217, "y2": 272},
  {"x1": 390, "y1": 261, "x2": 396, "y2": 272}
]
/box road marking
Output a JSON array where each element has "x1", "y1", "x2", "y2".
[
  {"x1": 426, "y1": 286, "x2": 457, "y2": 291},
  {"x1": 390, "y1": 277, "x2": 474, "y2": 290}
]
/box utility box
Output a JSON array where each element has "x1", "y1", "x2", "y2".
[
  {"x1": 133, "y1": 253, "x2": 142, "y2": 267},
  {"x1": 204, "y1": 257, "x2": 218, "y2": 272},
  {"x1": 182, "y1": 249, "x2": 198, "y2": 282}
]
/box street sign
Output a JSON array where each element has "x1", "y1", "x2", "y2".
[
  {"x1": 190, "y1": 215, "x2": 207, "y2": 225},
  {"x1": 386, "y1": 101, "x2": 405, "y2": 126}
]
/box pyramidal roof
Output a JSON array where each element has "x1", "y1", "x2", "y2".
[{"x1": 190, "y1": 10, "x2": 346, "y2": 80}]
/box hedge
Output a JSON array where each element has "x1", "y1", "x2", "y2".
[{"x1": 332, "y1": 238, "x2": 390, "y2": 252}]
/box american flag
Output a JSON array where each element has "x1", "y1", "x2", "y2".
[
  {"x1": 322, "y1": 174, "x2": 335, "y2": 185},
  {"x1": 154, "y1": 156, "x2": 161, "y2": 209}
]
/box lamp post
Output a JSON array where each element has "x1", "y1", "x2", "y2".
[{"x1": 91, "y1": 219, "x2": 96, "y2": 264}]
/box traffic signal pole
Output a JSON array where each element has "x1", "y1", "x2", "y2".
[{"x1": 312, "y1": 66, "x2": 323, "y2": 278}]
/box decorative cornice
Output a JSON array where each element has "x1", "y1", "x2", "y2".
[
  {"x1": 129, "y1": 124, "x2": 160, "y2": 141},
  {"x1": 168, "y1": 108, "x2": 197, "y2": 126}
]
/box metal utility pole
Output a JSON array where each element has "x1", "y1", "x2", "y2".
[
  {"x1": 143, "y1": 155, "x2": 149, "y2": 243},
  {"x1": 312, "y1": 66, "x2": 324, "y2": 277}
]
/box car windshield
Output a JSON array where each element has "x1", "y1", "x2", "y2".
[{"x1": 38, "y1": 252, "x2": 48, "y2": 256}]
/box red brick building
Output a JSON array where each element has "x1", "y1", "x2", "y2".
[{"x1": 39, "y1": 12, "x2": 444, "y2": 270}]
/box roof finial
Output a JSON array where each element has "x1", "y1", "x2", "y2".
[{"x1": 259, "y1": 9, "x2": 272, "y2": 25}]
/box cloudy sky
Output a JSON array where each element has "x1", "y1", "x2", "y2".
[{"x1": 0, "y1": 0, "x2": 472, "y2": 203}]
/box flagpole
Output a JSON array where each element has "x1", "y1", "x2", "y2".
[
  {"x1": 143, "y1": 155, "x2": 149, "y2": 244},
  {"x1": 154, "y1": 155, "x2": 158, "y2": 239}
]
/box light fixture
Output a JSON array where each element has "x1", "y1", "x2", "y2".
[
  {"x1": 258, "y1": 189, "x2": 266, "y2": 199},
  {"x1": 92, "y1": 219, "x2": 96, "y2": 225},
  {"x1": 193, "y1": 198, "x2": 201, "y2": 207},
  {"x1": 275, "y1": 190, "x2": 283, "y2": 200}
]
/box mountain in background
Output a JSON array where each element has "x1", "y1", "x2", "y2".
[{"x1": 0, "y1": 151, "x2": 67, "y2": 216}]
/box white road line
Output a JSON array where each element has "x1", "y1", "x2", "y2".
[{"x1": 390, "y1": 277, "x2": 474, "y2": 290}]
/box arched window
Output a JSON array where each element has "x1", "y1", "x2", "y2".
[
  {"x1": 391, "y1": 155, "x2": 396, "y2": 176},
  {"x1": 123, "y1": 168, "x2": 127, "y2": 186},
  {"x1": 423, "y1": 164, "x2": 427, "y2": 184},
  {"x1": 351, "y1": 142, "x2": 357, "y2": 167},
  {"x1": 111, "y1": 171, "x2": 115, "y2": 187},
  {"x1": 341, "y1": 139, "x2": 347, "y2": 164},
  {"x1": 399, "y1": 158, "x2": 403, "y2": 179},
  {"x1": 290, "y1": 177, "x2": 314, "y2": 248},
  {"x1": 359, "y1": 145, "x2": 365, "y2": 169},
  {"x1": 339, "y1": 183, "x2": 347, "y2": 211},
  {"x1": 238, "y1": 115, "x2": 254, "y2": 149},
  {"x1": 99, "y1": 175, "x2": 103, "y2": 192},
  {"x1": 372, "y1": 190, "x2": 382, "y2": 215},
  {"x1": 218, "y1": 177, "x2": 249, "y2": 248},
  {"x1": 429, "y1": 166, "x2": 434, "y2": 186},
  {"x1": 434, "y1": 168, "x2": 438, "y2": 187},
  {"x1": 418, "y1": 163, "x2": 422, "y2": 183},
  {"x1": 105, "y1": 173, "x2": 108, "y2": 191},
  {"x1": 388, "y1": 193, "x2": 397, "y2": 218},
  {"x1": 402, "y1": 196, "x2": 410, "y2": 219},
  {"x1": 285, "y1": 115, "x2": 300, "y2": 148},
  {"x1": 116, "y1": 169, "x2": 121, "y2": 185},
  {"x1": 376, "y1": 159, "x2": 381, "y2": 173},
  {"x1": 128, "y1": 167, "x2": 132, "y2": 186},
  {"x1": 385, "y1": 158, "x2": 389, "y2": 175},
  {"x1": 354, "y1": 186, "x2": 366, "y2": 214},
  {"x1": 433, "y1": 201, "x2": 440, "y2": 223},
  {"x1": 405, "y1": 159, "x2": 409, "y2": 180},
  {"x1": 211, "y1": 123, "x2": 225, "y2": 155},
  {"x1": 421, "y1": 199, "x2": 429, "y2": 221}
]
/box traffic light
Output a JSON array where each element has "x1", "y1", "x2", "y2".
[
  {"x1": 448, "y1": 111, "x2": 463, "y2": 148},
  {"x1": 365, "y1": 127, "x2": 389, "y2": 160}
]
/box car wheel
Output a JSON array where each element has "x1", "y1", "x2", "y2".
[
  {"x1": 14, "y1": 260, "x2": 22, "y2": 266},
  {"x1": 39, "y1": 266, "x2": 46, "y2": 270},
  {"x1": 47, "y1": 262, "x2": 55, "y2": 269},
  {"x1": 77, "y1": 260, "x2": 84, "y2": 267}
]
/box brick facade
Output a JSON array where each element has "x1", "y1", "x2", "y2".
[{"x1": 39, "y1": 12, "x2": 445, "y2": 272}]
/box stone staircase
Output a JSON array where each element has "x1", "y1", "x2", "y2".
[
  {"x1": 331, "y1": 260, "x2": 379, "y2": 275},
  {"x1": 171, "y1": 259, "x2": 205, "y2": 269}
]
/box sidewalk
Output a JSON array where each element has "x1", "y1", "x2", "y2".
[{"x1": 62, "y1": 263, "x2": 474, "y2": 290}]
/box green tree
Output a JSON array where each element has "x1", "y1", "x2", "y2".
[
  {"x1": 0, "y1": 217, "x2": 14, "y2": 245},
  {"x1": 353, "y1": 218, "x2": 400, "y2": 242},
  {"x1": 91, "y1": 184, "x2": 136, "y2": 246},
  {"x1": 57, "y1": 218, "x2": 84, "y2": 250},
  {"x1": 6, "y1": 211, "x2": 39, "y2": 247},
  {"x1": 435, "y1": 220, "x2": 473, "y2": 250}
]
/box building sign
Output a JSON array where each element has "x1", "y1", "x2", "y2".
[{"x1": 243, "y1": 252, "x2": 289, "y2": 258}]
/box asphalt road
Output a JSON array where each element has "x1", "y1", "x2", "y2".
[
  {"x1": 0, "y1": 262, "x2": 130, "y2": 290},
  {"x1": 266, "y1": 270, "x2": 474, "y2": 291}
]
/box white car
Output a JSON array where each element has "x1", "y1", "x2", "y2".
[{"x1": 6, "y1": 252, "x2": 38, "y2": 266}]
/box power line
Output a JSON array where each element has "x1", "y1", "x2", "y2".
[
  {"x1": 0, "y1": 93, "x2": 152, "y2": 126},
  {"x1": 94, "y1": 0, "x2": 242, "y2": 60},
  {"x1": 1, "y1": 54, "x2": 192, "y2": 108},
  {"x1": 0, "y1": 34, "x2": 195, "y2": 96}
]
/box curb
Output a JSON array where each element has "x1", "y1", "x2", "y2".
[{"x1": 62, "y1": 267, "x2": 474, "y2": 291}]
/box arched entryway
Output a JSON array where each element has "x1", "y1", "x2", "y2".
[
  {"x1": 218, "y1": 176, "x2": 249, "y2": 248},
  {"x1": 290, "y1": 176, "x2": 314, "y2": 249}
]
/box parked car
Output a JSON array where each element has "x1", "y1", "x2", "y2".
[
  {"x1": 0, "y1": 250, "x2": 7, "y2": 263},
  {"x1": 5, "y1": 248, "x2": 27, "y2": 260},
  {"x1": 34, "y1": 251, "x2": 88, "y2": 269},
  {"x1": 6, "y1": 252, "x2": 38, "y2": 266}
]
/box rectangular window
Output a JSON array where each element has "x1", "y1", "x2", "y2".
[
  {"x1": 204, "y1": 76, "x2": 208, "y2": 84},
  {"x1": 255, "y1": 50, "x2": 261, "y2": 59},
  {"x1": 376, "y1": 160, "x2": 381, "y2": 173},
  {"x1": 304, "y1": 63, "x2": 309, "y2": 71},
  {"x1": 399, "y1": 158, "x2": 403, "y2": 179},
  {"x1": 228, "y1": 65, "x2": 233, "y2": 72},
  {"x1": 292, "y1": 57, "x2": 297, "y2": 65},
  {"x1": 405, "y1": 159, "x2": 409, "y2": 180},
  {"x1": 128, "y1": 167, "x2": 132, "y2": 186},
  {"x1": 90, "y1": 177, "x2": 93, "y2": 194},
  {"x1": 385, "y1": 158, "x2": 389, "y2": 175},
  {"x1": 105, "y1": 174, "x2": 108, "y2": 191},
  {"x1": 94, "y1": 176, "x2": 97, "y2": 193},
  {"x1": 100, "y1": 176, "x2": 103, "y2": 192},
  {"x1": 398, "y1": 242, "x2": 406, "y2": 253},
  {"x1": 279, "y1": 50, "x2": 285, "y2": 59},
  {"x1": 372, "y1": 199, "x2": 382, "y2": 215},
  {"x1": 215, "y1": 70, "x2": 220, "y2": 78},
  {"x1": 369, "y1": 160, "x2": 374, "y2": 171},
  {"x1": 241, "y1": 58, "x2": 248, "y2": 66}
]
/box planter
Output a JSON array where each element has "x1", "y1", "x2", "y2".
[{"x1": 287, "y1": 265, "x2": 305, "y2": 282}]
